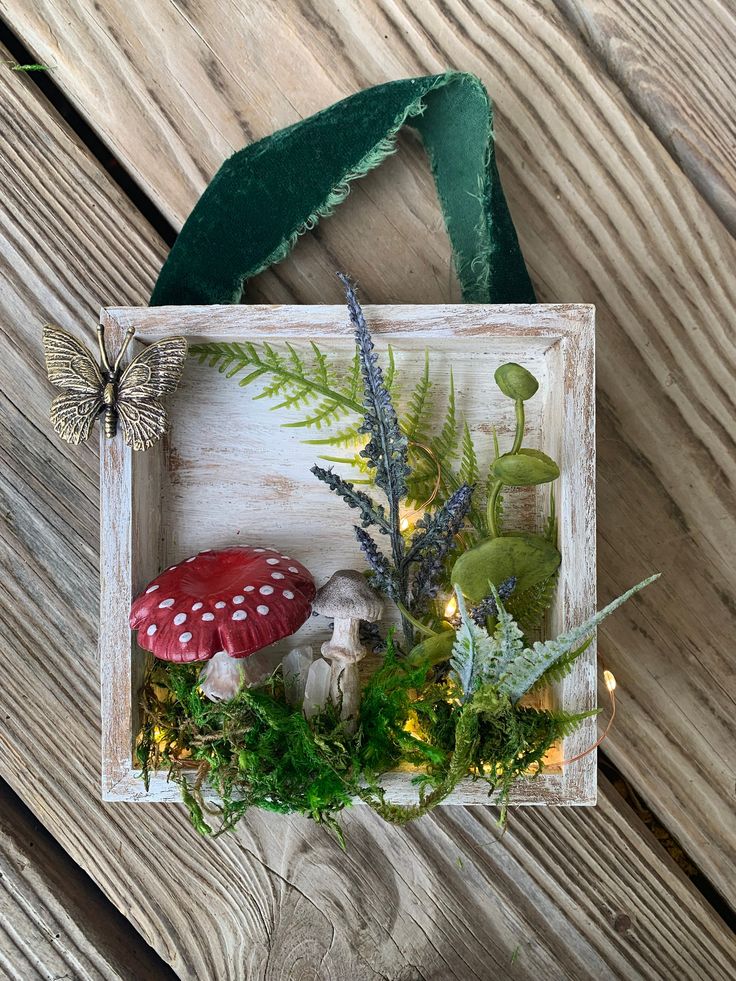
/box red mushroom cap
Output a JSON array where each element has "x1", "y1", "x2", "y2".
[{"x1": 129, "y1": 546, "x2": 315, "y2": 663}]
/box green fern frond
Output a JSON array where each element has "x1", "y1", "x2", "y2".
[
  {"x1": 408, "y1": 370, "x2": 465, "y2": 506},
  {"x1": 507, "y1": 571, "x2": 559, "y2": 633},
  {"x1": 285, "y1": 341, "x2": 304, "y2": 372},
  {"x1": 494, "y1": 493, "x2": 504, "y2": 534},
  {"x1": 191, "y1": 341, "x2": 486, "y2": 527},
  {"x1": 458, "y1": 421, "x2": 479, "y2": 486},
  {"x1": 189, "y1": 341, "x2": 362, "y2": 418},
  {"x1": 254, "y1": 377, "x2": 291, "y2": 400},
  {"x1": 282, "y1": 398, "x2": 350, "y2": 430},
  {"x1": 405, "y1": 452, "x2": 440, "y2": 508},
  {"x1": 303, "y1": 423, "x2": 365, "y2": 448},
  {"x1": 498, "y1": 575, "x2": 659, "y2": 702},
  {"x1": 235, "y1": 366, "x2": 269, "y2": 386},
  {"x1": 318, "y1": 452, "x2": 372, "y2": 477},
  {"x1": 431, "y1": 370, "x2": 459, "y2": 465},
  {"x1": 520, "y1": 705, "x2": 599, "y2": 738},
  {"x1": 475, "y1": 427, "x2": 502, "y2": 535},
  {"x1": 261, "y1": 341, "x2": 284, "y2": 365},
  {"x1": 403, "y1": 350, "x2": 433, "y2": 442},
  {"x1": 271, "y1": 386, "x2": 314, "y2": 411},
  {"x1": 309, "y1": 341, "x2": 332, "y2": 387}
]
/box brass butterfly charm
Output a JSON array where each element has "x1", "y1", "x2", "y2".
[{"x1": 43, "y1": 323, "x2": 188, "y2": 451}]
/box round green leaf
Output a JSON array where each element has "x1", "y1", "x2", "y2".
[
  {"x1": 450, "y1": 532, "x2": 561, "y2": 604},
  {"x1": 491, "y1": 448, "x2": 560, "y2": 486},
  {"x1": 494, "y1": 362, "x2": 539, "y2": 401}
]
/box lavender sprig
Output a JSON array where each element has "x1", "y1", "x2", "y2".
[
  {"x1": 311, "y1": 464, "x2": 390, "y2": 532},
  {"x1": 355, "y1": 526, "x2": 397, "y2": 600},
  {"x1": 409, "y1": 484, "x2": 474, "y2": 603},
  {"x1": 338, "y1": 274, "x2": 410, "y2": 508},
  {"x1": 470, "y1": 577, "x2": 517, "y2": 625}
]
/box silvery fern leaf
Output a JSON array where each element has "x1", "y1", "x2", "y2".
[
  {"x1": 339, "y1": 275, "x2": 410, "y2": 509},
  {"x1": 497, "y1": 574, "x2": 660, "y2": 702},
  {"x1": 490, "y1": 585, "x2": 526, "y2": 677},
  {"x1": 450, "y1": 587, "x2": 500, "y2": 702}
]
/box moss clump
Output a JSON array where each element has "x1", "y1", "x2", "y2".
[{"x1": 137, "y1": 636, "x2": 590, "y2": 838}]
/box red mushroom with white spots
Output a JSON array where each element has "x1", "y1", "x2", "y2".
[{"x1": 129, "y1": 546, "x2": 315, "y2": 701}]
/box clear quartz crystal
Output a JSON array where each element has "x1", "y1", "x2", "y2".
[
  {"x1": 281, "y1": 645, "x2": 313, "y2": 707},
  {"x1": 302, "y1": 657, "x2": 331, "y2": 719}
]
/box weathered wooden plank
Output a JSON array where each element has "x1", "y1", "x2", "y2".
[
  {"x1": 0, "y1": 32, "x2": 731, "y2": 981},
  {"x1": 4, "y1": 0, "x2": 735, "y2": 912},
  {"x1": 0, "y1": 784, "x2": 173, "y2": 981},
  {"x1": 554, "y1": 0, "x2": 736, "y2": 234}
]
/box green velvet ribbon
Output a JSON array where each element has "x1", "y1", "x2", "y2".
[{"x1": 151, "y1": 72, "x2": 534, "y2": 306}]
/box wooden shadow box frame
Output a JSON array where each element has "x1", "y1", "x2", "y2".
[{"x1": 99, "y1": 303, "x2": 596, "y2": 807}]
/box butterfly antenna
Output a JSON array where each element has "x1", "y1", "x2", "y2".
[
  {"x1": 96, "y1": 324, "x2": 112, "y2": 373},
  {"x1": 112, "y1": 327, "x2": 136, "y2": 373}
]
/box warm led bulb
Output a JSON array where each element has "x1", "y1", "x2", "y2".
[
  {"x1": 399, "y1": 517, "x2": 410, "y2": 532},
  {"x1": 444, "y1": 595, "x2": 458, "y2": 618},
  {"x1": 603, "y1": 670, "x2": 617, "y2": 692}
]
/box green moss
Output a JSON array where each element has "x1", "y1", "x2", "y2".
[{"x1": 137, "y1": 635, "x2": 590, "y2": 837}]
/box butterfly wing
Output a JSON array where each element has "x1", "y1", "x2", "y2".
[
  {"x1": 117, "y1": 336, "x2": 188, "y2": 450},
  {"x1": 43, "y1": 325, "x2": 103, "y2": 394},
  {"x1": 50, "y1": 391, "x2": 103, "y2": 444},
  {"x1": 118, "y1": 336, "x2": 188, "y2": 398},
  {"x1": 116, "y1": 398, "x2": 169, "y2": 451}
]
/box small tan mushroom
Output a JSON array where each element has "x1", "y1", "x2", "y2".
[{"x1": 312, "y1": 570, "x2": 383, "y2": 728}]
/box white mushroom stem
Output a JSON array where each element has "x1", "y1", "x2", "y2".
[
  {"x1": 199, "y1": 651, "x2": 245, "y2": 702},
  {"x1": 320, "y1": 617, "x2": 366, "y2": 729}
]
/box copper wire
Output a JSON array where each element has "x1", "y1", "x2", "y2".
[
  {"x1": 557, "y1": 683, "x2": 617, "y2": 767},
  {"x1": 402, "y1": 439, "x2": 442, "y2": 522}
]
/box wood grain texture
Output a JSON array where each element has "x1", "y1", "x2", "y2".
[
  {"x1": 0, "y1": 785, "x2": 173, "y2": 980},
  {"x1": 1, "y1": 28, "x2": 735, "y2": 981},
  {"x1": 554, "y1": 0, "x2": 736, "y2": 234},
  {"x1": 4, "y1": 0, "x2": 735, "y2": 912},
  {"x1": 98, "y1": 303, "x2": 596, "y2": 806}
]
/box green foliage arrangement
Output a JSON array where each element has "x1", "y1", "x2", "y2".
[
  {"x1": 139, "y1": 275, "x2": 658, "y2": 837},
  {"x1": 138, "y1": 630, "x2": 586, "y2": 837},
  {"x1": 139, "y1": 572, "x2": 654, "y2": 836}
]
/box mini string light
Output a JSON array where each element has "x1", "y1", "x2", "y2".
[
  {"x1": 443, "y1": 594, "x2": 458, "y2": 619},
  {"x1": 399, "y1": 440, "x2": 443, "y2": 532},
  {"x1": 558, "y1": 668, "x2": 617, "y2": 767}
]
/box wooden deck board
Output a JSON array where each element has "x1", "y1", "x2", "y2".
[
  {"x1": 0, "y1": 784, "x2": 173, "y2": 981},
  {"x1": 554, "y1": 0, "x2": 736, "y2": 234},
  {"x1": 3, "y1": 0, "x2": 735, "y2": 914},
  {"x1": 0, "y1": 2, "x2": 734, "y2": 977}
]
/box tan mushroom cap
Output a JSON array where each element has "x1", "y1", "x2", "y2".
[{"x1": 312, "y1": 569, "x2": 383, "y2": 622}]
